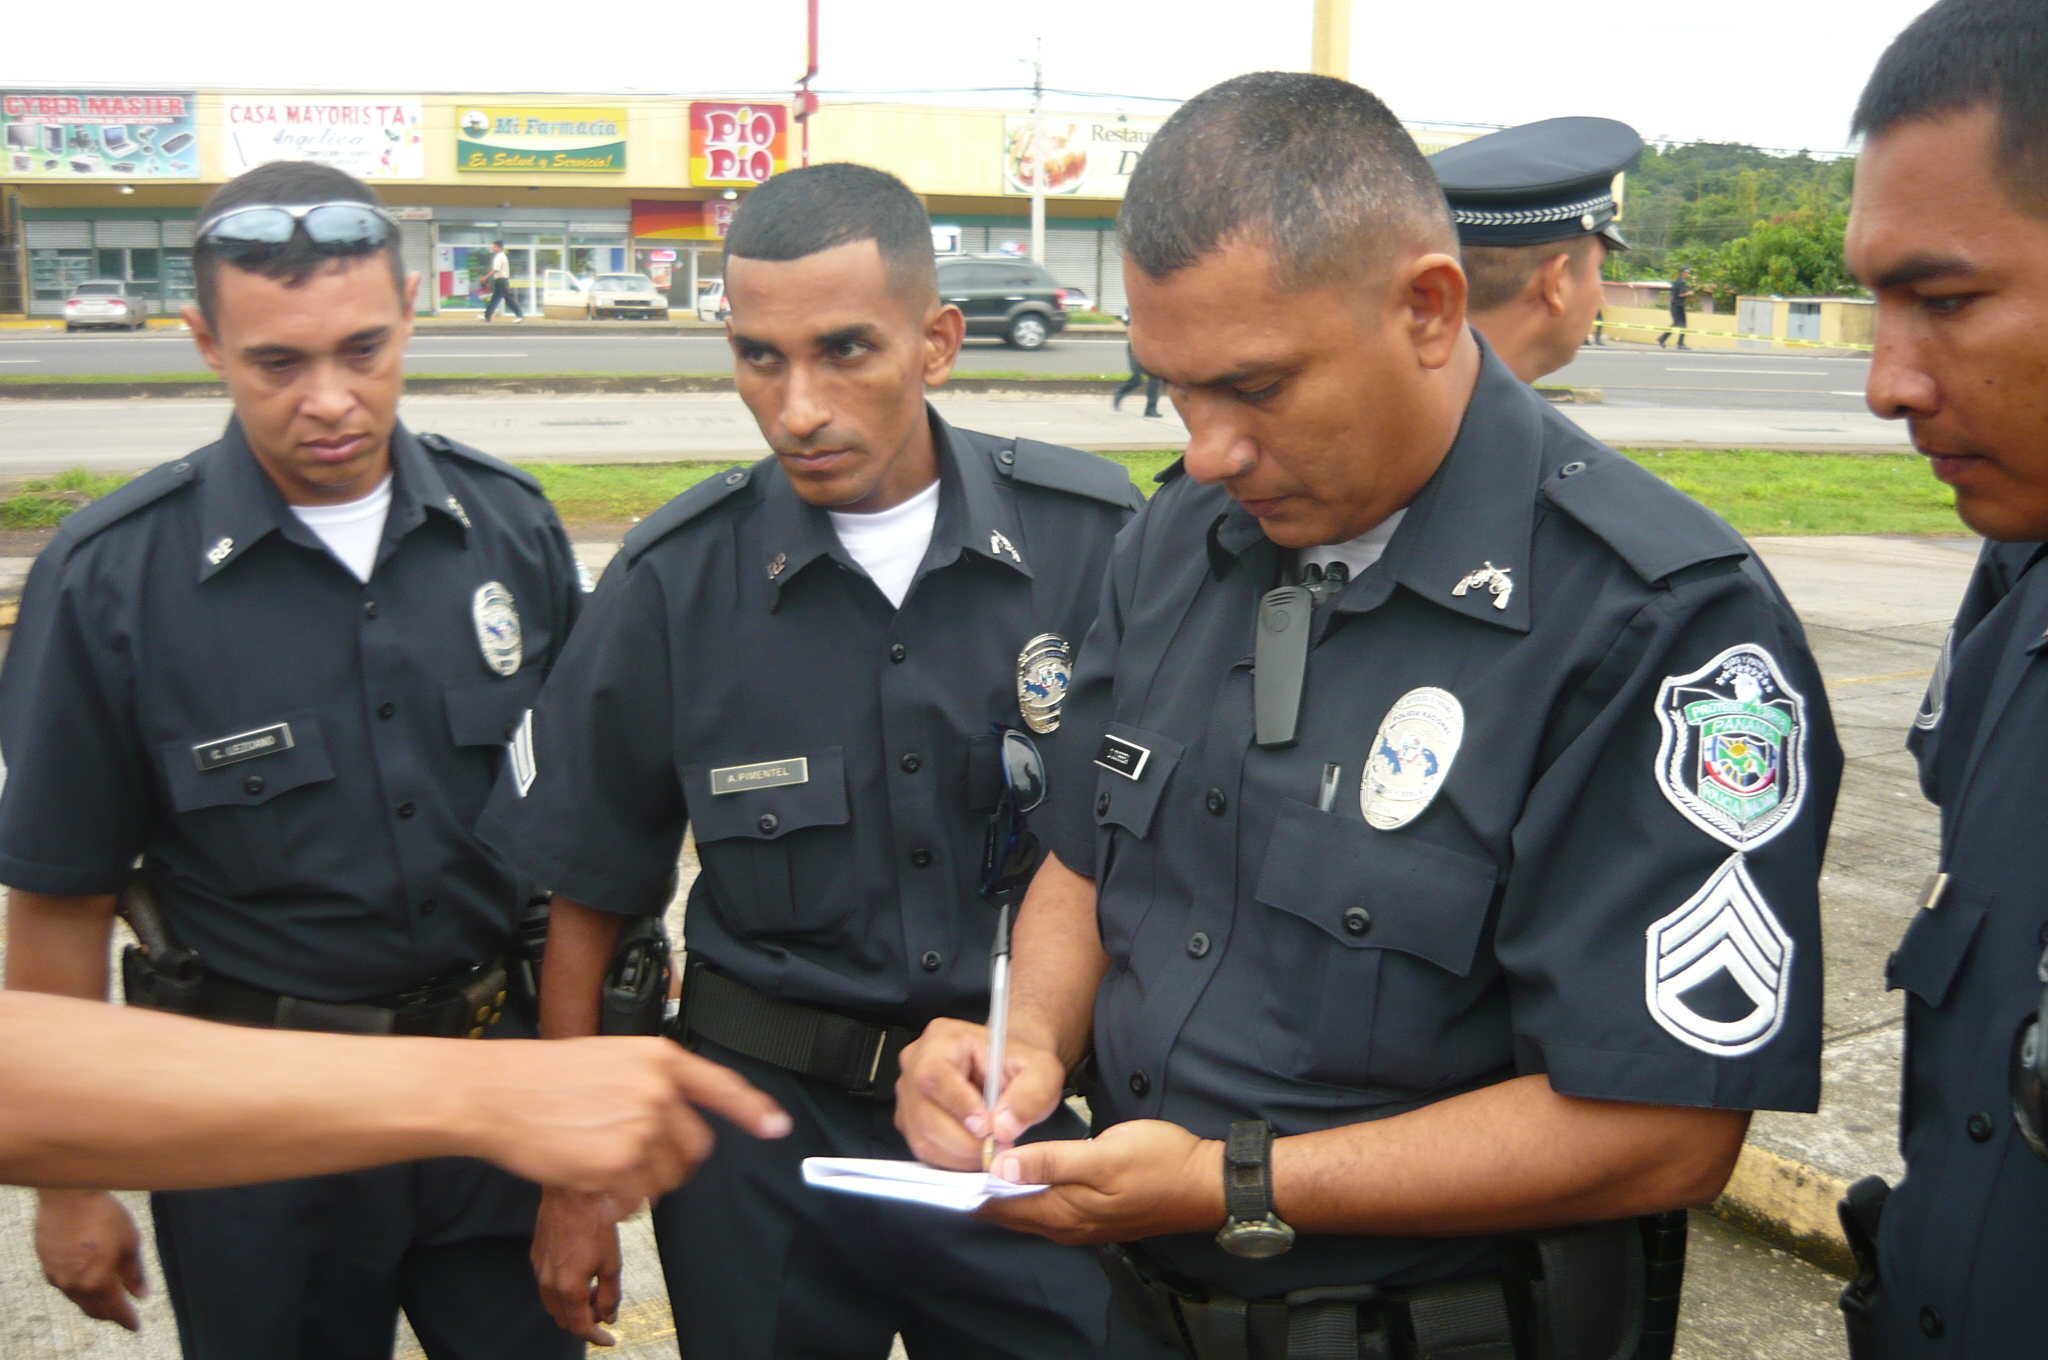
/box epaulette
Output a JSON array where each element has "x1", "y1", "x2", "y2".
[
  {"x1": 1000, "y1": 438, "x2": 1146, "y2": 511},
  {"x1": 621, "y1": 463, "x2": 758, "y2": 564},
  {"x1": 416, "y1": 431, "x2": 542, "y2": 494},
  {"x1": 1153, "y1": 457, "x2": 1188, "y2": 485},
  {"x1": 1539, "y1": 446, "x2": 1748, "y2": 585},
  {"x1": 53, "y1": 456, "x2": 198, "y2": 553}
]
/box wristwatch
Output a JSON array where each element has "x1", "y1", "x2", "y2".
[{"x1": 1214, "y1": 1119, "x2": 1296, "y2": 1258}]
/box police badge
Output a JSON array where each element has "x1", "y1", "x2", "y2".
[
  {"x1": 1654, "y1": 643, "x2": 1807, "y2": 851},
  {"x1": 1016, "y1": 633, "x2": 1073, "y2": 735},
  {"x1": 1361, "y1": 687, "x2": 1464, "y2": 830},
  {"x1": 471, "y1": 581, "x2": 522, "y2": 678}
]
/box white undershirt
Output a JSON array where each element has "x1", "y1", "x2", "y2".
[
  {"x1": 827, "y1": 480, "x2": 941, "y2": 609},
  {"x1": 289, "y1": 473, "x2": 393, "y2": 584},
  {"x1": 1301, "y1": 508, "x2": 1407, "y2": 581}
]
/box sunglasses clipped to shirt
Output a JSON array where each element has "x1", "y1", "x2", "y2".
[
  {"x1": 980, "y1": 727, "x2": 1047, "y2": 901},
  {"x1": 196, "y1": 201, "x2": 397, "y2": 264}
]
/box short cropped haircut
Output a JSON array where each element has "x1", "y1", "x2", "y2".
[
  {"x1": 724, "y1": 163, "x2": 937, "y2": 303},
  {"x1": 192, "y1": 161, "x2": 405, "y2": 327},
  {"x1": 1853, "y1": 0, "x2": 2048, "y2": 215},
  {"x1": 1119, "y1": 72, "x2": 1454, "y2": 288},
  {"x1": 1463, "y1": 237, "x2": 1602, "y2": 313}
]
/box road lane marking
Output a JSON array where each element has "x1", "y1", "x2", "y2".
[
  {"x1": 0, "y1": 359, "x2": 41, "y2": 364},
  {"x1": 406, "y1": 352, "x2": 529, "y2": 358},
  {"x1": 1828, "y1": 668, "x2": 1932, "y2": 689},
  {"x1": 1665, "y1": 368, "x2": 1817, "y2": 375}
]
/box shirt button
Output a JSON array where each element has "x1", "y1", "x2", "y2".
[
  {"x1": 920, "y1": 950, "x2": 943, "y2": 972},
  {"x1": 1343, "y1": 906, "x2": 1373, "y2": 937},
  {"x1": 242, "y1": 774, "x2": 266, "y2": 797},
  {"x1": 363, "y1": 600, "x2": 379, "y2": 619},
  {"x1": 890, "y1": 643, "x2": 907, "y2": 664},
  {"x1": 1967, "y1": 1111, "x2": 1994, "y2": 1142},
  {"x1": 1186, "y1": 931, "x2": 1211, "y2": 958},
  {"x1": 1919, "y1": 1306, "x2": 1944, "y2": 1338},
  {"x1": 418, "y1": 898, "x2": 438, "y2": 916},
  {"x1": 1128, "y1": 1070, "x2": 1150, "y2": 1097},
  {"x1": 1205, "y1": 788, "x2": 1227, "y2": 816},
  {"x1": 396, "y1": 801, "x2": 417, "y2": 820},
  {"x1": 900, "y1": 753, "x2": 922, "y2": 774},
  {"x1": 757, "y1": 813, "x2": 779, "y2": 834},
  {"x1": 2038, "y1": 920, "x2": 2048, "y2": 947},
  {"x1": 1096, "y1": 792, "x2": 1110, "y2": 816},
  {"x1": 377, "y1": 702, "x2": 396, "y2": 720},
  {"x1": 910, "y1": 848, "x2": 933, "y2": 868}
]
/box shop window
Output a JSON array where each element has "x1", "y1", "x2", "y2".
[{"x1": 31, "y1": 249, "x2": 93, "y2": 303}]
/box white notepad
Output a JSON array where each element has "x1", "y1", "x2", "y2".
[{"x1": 801, "y1": 1157, "x2": 1049, "y2": 1212}]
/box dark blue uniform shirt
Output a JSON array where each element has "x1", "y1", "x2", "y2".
[
  {"x1": 1043, "y1": 345, "x2": 1841, "y2": 1298},
  {"x1": 480, "y1": 410, "x2": 1142, "y2": 1025},
  {"x1": 1885, "y1": 539, "x2": 2048, "y2": 1358},
  {"x1": 0, "y1": 421, "x2": 582, "y2": 1001}
]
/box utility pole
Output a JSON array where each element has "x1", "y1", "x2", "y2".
[
  {"x1": 1030, "y1": 37, "x2": 1046, "y2": 265},
  {"x1": 1311, "y1": 0, "x2": 1351, "y2": 80},
  {"x1": 795, "y1": 0, "x2": 820, "y2": 167}
]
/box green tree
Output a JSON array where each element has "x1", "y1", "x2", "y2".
[{"x1": 1700, "y1": 209, "x2": 1856, "y2": 296}]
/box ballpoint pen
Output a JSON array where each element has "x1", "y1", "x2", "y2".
[
  {"x1": 1317, "y1": 762, "x2": 1342, "y2": 813},
  {"x1": 982, "y1": 899, "x2": 1013, "y2": 1171}
]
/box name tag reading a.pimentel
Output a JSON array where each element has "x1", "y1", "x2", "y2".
[
  {"x1": 192, "y1": 722, "x2": 295, "y2": 772},
  {"x1": 1093, "y1": 734, "x2": 1151, "y2": 781},
  {"x1": 710, "y1": 757, "x2": 811, "y2": 795}
]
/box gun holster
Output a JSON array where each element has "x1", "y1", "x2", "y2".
[
  {"x1": 504, "y1": 896, "x2": 552, "y2": 1029},
  {"x1": 1837, "y1": 1175, "x2": 1890, "y2": 1360},
  {"x1": 119, "y1": 940, "x2": 206, "y2": 1015},
  {"x1": 599, "y1": 915, "x2": 673, "y2": 1036}
]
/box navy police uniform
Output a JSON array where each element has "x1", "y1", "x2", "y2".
[
  {"x1": 1880, "y1": 541, "x2": 2048, "y2": 1356},
  {"x1": 479, "y1": 409, "x2": 1165, "y2": 1359},
  {"x1": 0, "y1": 420, "x2": 583, "y2": 1360},
  {"x1": 1429, "y1": 117, "x2": 1644, "y2": 251},
  {"x1": 1043, "y1": 341, "x2": 1841, "y2": 1349}
]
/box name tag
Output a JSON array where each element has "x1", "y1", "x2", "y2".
[
  {"x1": 710, "y1": 757, "x2": 810, "y2": 795},
  {"x1": 1093, "y1": 734, "x2": 1151, "y2": 781},
  {"x1": 193, "y1": 722, "x2": 295, "y2": 772}
]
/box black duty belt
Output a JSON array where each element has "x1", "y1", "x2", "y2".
[
  {"x1": 673, "y1": 960, "x2": 913, "y2": 1099},
  {"x1": 128, "y1": 955, "x2": 508, "y2": 1038}
]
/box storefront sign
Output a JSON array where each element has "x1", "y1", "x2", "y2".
[
  {"x1": 457, "y1": 106, "x2": 626, "y2": 173},
  {"x1": 689, "y1": 103, "x2": 788, "y2": 187},
  {"x1": 3, "y1": 90, "x2": 199, "y2": 180},
  {"x1": 1002, "y1": 115, "x2": 1164, "y2": 199},
  {"x1": 632, "y1": 199, "x2": 737, "y2": 241},
  {"x1": 221, "y1": 98, "x2": 424, "y2": 179}
]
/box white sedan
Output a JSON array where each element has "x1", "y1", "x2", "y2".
[
  {"x1": 64, "y1": 281, "x2": 148, "y2": 332},
  {"x1": 585, "y1": 273, "x2": 669, "y2": 321}
]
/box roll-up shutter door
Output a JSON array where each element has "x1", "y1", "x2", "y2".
[
  {"x1": 1098, "y1": 233, "x2": 1130, "y2": 316},
  {"x1": 161, "y1": 220, "x2": 195, "y2": 248},
  {"x1": 399, "y1": 221, "x2": 432, "y2": 312},
  {"x1": 1041, "y1": 228, "x2": 1101, "y2": 300},
  {"x1": 95, "y1": 220, "x2": 160, "y2": 247},
  {"x1": 26, "y1": 221, "x2": 91, "y2": 248}
]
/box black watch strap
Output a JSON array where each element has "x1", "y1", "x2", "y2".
[{"x1": 1223, "y1": 1119, "x2": 1276, "y2": 1223}]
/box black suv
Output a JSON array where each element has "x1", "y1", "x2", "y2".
[{"x1": 935, "y1": 255, "x2": 1068, "y2": 349}]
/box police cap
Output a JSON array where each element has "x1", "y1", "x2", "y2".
[{"x1": 1430, "y1": 117, "x2": 1645, "y2": 250}]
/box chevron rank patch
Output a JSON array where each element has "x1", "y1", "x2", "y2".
[
  {"x1": 1914, "y1": 626, "x2": 1952, "y2": 733},
  {"x1": 1654, "y1": 643, "x2": 1808, "y2": 851},
  {"x1": 1646, "y1": 853, "x2": 1793, "y2": 1057}
]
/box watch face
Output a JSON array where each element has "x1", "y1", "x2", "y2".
[{"x1": 1217, "y1": 1217, "x2": 1297, "y2": 1259}]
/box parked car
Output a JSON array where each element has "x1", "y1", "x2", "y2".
[
  {"x1": 586, "y1": 273, "x2": 668, "y2": 320},
  {"x1": 1056, "y1": 286, "x2": 1094, "y2": 314},
  {"x1": 63, "y1": 281, "x2": 147, "y2": 332},
  {"x1": 696, "y1": 278, "x2": 729, "y2": 322},
  {"x1": 935, "y1": 256, "x2": 1068, "y2": 349}
]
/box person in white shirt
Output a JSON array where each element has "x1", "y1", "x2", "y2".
[{"x1": 484, "y1": 240, "x2": 524, "y2": 322}]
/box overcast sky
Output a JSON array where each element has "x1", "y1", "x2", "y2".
[{"x1": 5, "y1": 0, "x2": 1935, "y2": 157}]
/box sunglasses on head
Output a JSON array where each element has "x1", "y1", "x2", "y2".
[
  {"x1": 196, "y1": 201, "x2": 397, "y2": 263},
  {"x1": 980, "y1": 727, "x2": 1046, "y2": 900}
]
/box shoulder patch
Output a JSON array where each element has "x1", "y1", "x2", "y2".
[
  {"x1": 1003, "y1": 438, "x2": 1146, "y2": 511},
  {"x1": 1540, "y1": 446, "x2": 1747, "y2": 584},
  {"x1": 1654, "y1": 642, "x2": 1810, "y2": 852},
  {"x1": 621, "y1": 463, "x2": 758, "y2": 563},
  {"x1": 416, "y1": 431, "x2": 542, "y2": 495},
  {"x1": 52, "y1": 455, "x2": 198, "y2": 552}
]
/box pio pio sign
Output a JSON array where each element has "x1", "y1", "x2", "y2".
[{"x1": 689, "y1": 103, "x2": 788, "y2": 187}]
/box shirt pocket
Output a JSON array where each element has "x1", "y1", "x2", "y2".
[
  {"x1": 1886, "y1": 880, "x2": 1992, "y2": 1010},
  {"x1": 1252, "y1": 799, "x2": 1500, "y2": 1090},
  {"x1": 156, "y1": 712, "x2": 337, "y2": 895},
  {"x1": 443, "y1": 674, "x2": 544, "y2": 749},
  {"x1": 1091, "y1": 724, "x2": 1184, "y2": 963},
  {"x1": 683, "y1": 746, "x2": 852, "y2": 937}
]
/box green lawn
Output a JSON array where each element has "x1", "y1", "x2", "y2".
[{"x1": 0, "y1": 449, "x2": 1961, "y2": 541}]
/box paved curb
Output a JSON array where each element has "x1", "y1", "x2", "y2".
[{"x1": 1713, "y1": 1142, "x2": 1854, "y2": 1278}]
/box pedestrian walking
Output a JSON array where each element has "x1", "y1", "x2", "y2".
[
  {"x1": 1659, "y1": 266, "x2": 1692, "y2": 347},
  {"x1": 1113, "y1": 337, "x2": 1163, "y2": 416},
  {"x1": 483, "y1": 240, "x2": 524, "y2": 322}
]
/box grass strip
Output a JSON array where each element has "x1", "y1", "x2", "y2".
[{"x1": 0, "y1": 469, "x2": 135, "y2": 528}]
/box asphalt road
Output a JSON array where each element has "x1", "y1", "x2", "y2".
[{"x1": 0, "y1": 329, "x2": 1877, "y2": 410}]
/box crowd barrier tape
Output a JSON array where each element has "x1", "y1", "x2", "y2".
[{"x1": 1593, "y1": 316, "x2": 1876, "y2": 353}]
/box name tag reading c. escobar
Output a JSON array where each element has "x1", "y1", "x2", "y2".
[
  {"x1": 192, "y1": 722, "x2": 295, "y2": 772},
  {"x1": 710, "y1": 757, "x2": 810, "y2": 795},
  {"x1": 1093, "y1": 734, "x2": 1151, "y2": 781}
]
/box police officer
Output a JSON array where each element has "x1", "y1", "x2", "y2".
[
  {"x1": 898, "y1": 74, "x2": 1841, "y2": 1359},
  {"x1": 479, "y1": 164, "x2": 1163, "y2": 1358},
  {"x1": 1430, "y1": 117, "x2": 1642, "y2": 382},
  {"x1": 1837, "y1": 3, "x2": 2048, "y2": 1354},
  {"x1": 0, "y1": 160, "x2": 601, "y2": 1355}
]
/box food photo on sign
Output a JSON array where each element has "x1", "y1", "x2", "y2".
[{"x1": 1001, "y1": 114, "x2": 1161, "y2": 198}]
